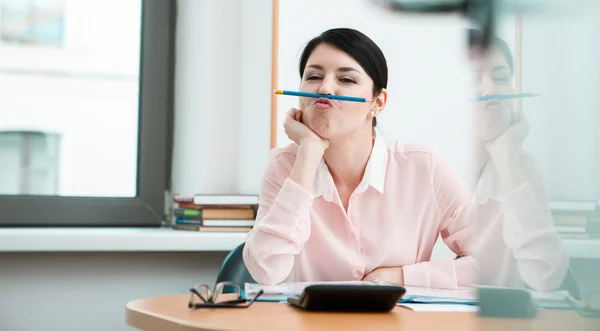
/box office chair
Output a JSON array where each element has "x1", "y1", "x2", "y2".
[
  {"x1": 562, "y1": 267, "x2": 581, "y2": 300},
  {"x1": 215, "y1": 242, "x2": 256, "y2": 293}
]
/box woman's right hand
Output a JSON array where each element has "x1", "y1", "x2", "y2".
[
  {"x1": 284, "y1": 108, "x2": 328, "y2": 190},
  {"x1": 283, "y1": 108, "x2": 329, "y2": 151},
  {"x1": 485, "y1": 109, "x2": 530, "y2": 193}
]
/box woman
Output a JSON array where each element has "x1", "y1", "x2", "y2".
[
  {"x1": 243, "y1": 28, "x2": 477, "y2": 288},
  {"x1": 468, "y1": 29, "x2": 569, "y2": 291}
]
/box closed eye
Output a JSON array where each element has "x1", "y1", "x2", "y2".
[
  {"x1": 306, "y1": 75, "x2": 321, "y2": 81},
  {"x1": 493, "y1": 75, "x2": 510, "y2": 83},
  {"x1": 492, "y1": 67, "x2": 511, "y2": 84},
  {"x1": 339, "y1": 77, "x2": 356, "y2": 84}
]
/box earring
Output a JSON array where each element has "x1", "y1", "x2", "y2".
[{"x1": 370, "y1": 111, "x2": 375, "y2": 117}]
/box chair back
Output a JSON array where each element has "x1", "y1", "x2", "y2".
[
  {"x1": 561, "y1": 267, "x2": 581, "y2": 300},
  {"x1": 215, "y1": 243, "x2": 256, "y2": 293}
]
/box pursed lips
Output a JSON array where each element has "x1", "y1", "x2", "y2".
[
  {"x1": 484, "y1": 100, "x2": 501, "y2": 108},
  {"x1": 314, "y1": 98, "x2": 334, "y2": 111}
]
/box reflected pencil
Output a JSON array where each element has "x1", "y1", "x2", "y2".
[
  {"x1": 475, "y1": 92, "x2": 540, "y2": 101},
  {"x1": 274, "y1": 89, "x2": 370, "y2": 103}
]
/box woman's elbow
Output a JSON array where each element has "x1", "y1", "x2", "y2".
[
  {"x1": 253, "y1": 274, "x2": 286, "y2": 286},
  {"x1": 242, "y1": 241, "x2": 291, "y2": 285},
  {"x1": 521, "y1": 255, "x2": 570, "y2": 292}
]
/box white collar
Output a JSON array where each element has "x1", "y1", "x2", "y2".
[{"x1": 313, "y1": 130, "x2": 388, "y2": 202}]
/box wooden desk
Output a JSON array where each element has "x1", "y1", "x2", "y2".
[{"x1": 126, "y1": 294, "x2": 600, "y2": 331}]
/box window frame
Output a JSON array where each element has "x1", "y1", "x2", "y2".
[{"x1": 0, "y1": 0, "x2": 175, "y2": 227}]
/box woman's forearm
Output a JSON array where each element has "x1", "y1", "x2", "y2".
[{"x1": 289, "y1": 141, "x2": 325, "y2": 190}]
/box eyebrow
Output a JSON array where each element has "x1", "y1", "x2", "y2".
[{"x1": 306, "y1": 64, "x2": 361, "y2": 74}]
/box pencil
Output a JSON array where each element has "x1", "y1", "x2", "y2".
[
  {"x1": 274, "y1": 90, "x2": 369, "y2": 103},
  {"x1": 475, "y1": 92, "x2": 540, "y2": 101}
]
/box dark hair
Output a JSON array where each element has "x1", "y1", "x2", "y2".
[
  {"x1": 298, "y1": 28, "x2": 388, "y2": 127},
  {"x1": 468, "y1": 29, "x2": 514, "y2": 75}
]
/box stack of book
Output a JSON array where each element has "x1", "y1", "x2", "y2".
[
  {"x1": 171, "y1": 194, "x2": 259, "y2": 232},
  {"x1": 550, "y1": 200, "x2": 600, "y2": 239}
]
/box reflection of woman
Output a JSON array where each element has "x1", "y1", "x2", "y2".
[
  {"x1": 243, "y1": 28, "x2": 477, "y2": 288},
  {"x1": 469, "y1": 29, "x2": 569, "y2": 291}
]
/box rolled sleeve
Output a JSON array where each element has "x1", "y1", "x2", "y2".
[{"x1": 256, "y1": 178, "x2": 314, "y2": 243}]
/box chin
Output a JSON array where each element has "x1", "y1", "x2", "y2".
[
  {"x1": 307, "y1": 118, "x2": 332, "y2": 139},
  {"x1": 478, "y1": 121, "x2": 509, "y2": 140},
  {"x1": 478, "y1": 130, "x2": 502, "y2": 143},
  {"x1": 312, "y1": 127, "x2": 333, "y2": 139}
]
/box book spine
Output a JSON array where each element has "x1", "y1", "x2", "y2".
[
  {"x1": 173, "y1": 208, "x2": 203, "y2": 219},
  {"x1": 174, "y1": 218, "x2": 202, "y2": 225}
]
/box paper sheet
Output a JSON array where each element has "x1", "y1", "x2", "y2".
[
  {"x1": 244, "y1": 281, "x2": 371, "y2": 301},
  {"x1": 245, "y1": 280, "x2": 369, "y2": 295},
  {"x1": 399, "y1": 303, "x2": 480, "y2": 312},
  {"x1": 404, "y1": 286, "x2": 477, "y2": 299},
  {"x1": 529, "y1": 289, "x2": 573, "y2": 309},
  {"x1": 400, "y1": 286, "x2": 478, "y2": 305}
]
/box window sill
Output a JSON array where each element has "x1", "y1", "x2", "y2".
[
  {"x1": 0, "y1": 228, "x2": 598, "y2": 258},
  {"x1": 563, "y1": 238, "x2": 600, "y2": 259},
  {"x1": 0, "y1": 227, "x2": 247, "y2": 252}
]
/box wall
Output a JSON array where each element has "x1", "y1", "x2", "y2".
[
  {"x1": 0, "y1": 252, "x2": 226, "y2": 331},
  {"x1": 237, "y1": 0, "x2": 274, "y2": 194},
  {"x1": 521, "y1": 3, "x2": 600, "y2": 202},
  {"x1": 170, "y1": 0, "x2": 272, "y2": 196}
]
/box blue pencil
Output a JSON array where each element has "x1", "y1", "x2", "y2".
[
  {"x1": 274, "y1": 89, "x2": 368, "y2": 103},
  {"x1": 475, "y1": 92, "x2": 540, "y2": 101}
]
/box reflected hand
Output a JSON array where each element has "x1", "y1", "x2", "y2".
[
  {"x1": 485, "y1": 109, "x2": 530, "y2": 162},
  {"x1": 362, "y1": 266, "x2": 404, "y2": 285},
  {"x1": 486, "y1": 109, "x2": 530, "y2": 191},
  {"x1": 283, "y1": 108, "x2": 329, "y2": 150}
]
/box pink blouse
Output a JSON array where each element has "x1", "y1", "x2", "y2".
[{"x1": 243, "y1": 131, "x2": 478, "y2": 289}]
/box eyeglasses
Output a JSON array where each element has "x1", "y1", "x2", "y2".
[
  {"x1": 567, "y1": 291, "x2": 600, "y2": 318},
  {"x1": 188, "y1": 281, "x2": 264, "y2": 309}
]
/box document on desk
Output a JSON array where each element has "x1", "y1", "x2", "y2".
[
  {"x1": 244, "y1": 281, "x2": 378, "y2": 302},
  {"x1": 399, "y1": 303, "x2": 480, "y2": 312},
  {"x1": 527, "y1": 289, "x2": 573, "y2": 309},
  {"x1": 399, "y1": 286, "x2": 574, "y2": 309},
  {"x1": 400, "y1": 286, "x2": 478, "y2": 305},
  {"x1": 246, "y1": 282, "x2": 573, "y2": 308}
]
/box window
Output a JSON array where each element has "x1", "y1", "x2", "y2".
[{"x1": 0, "y1": 0, "x2": 175, "y2": 226}]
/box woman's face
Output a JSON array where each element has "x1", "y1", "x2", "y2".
[
  {"x1": 299, "y1": 43, "x2": 383, "y2": 139},
  {"x1": 472, "y1": 47, "x2": 515, "y2": 142}
]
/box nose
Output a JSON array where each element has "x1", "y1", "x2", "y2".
[
  {"x1": 317, "y1": 75, "x2": 335, "y2": 95},
  {"x1": 479, "y1": 75, "x2": 496, "y2": 97}
]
